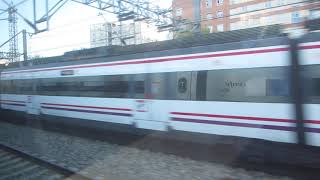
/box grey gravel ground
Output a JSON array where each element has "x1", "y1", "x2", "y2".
[{"x1": 0, "y1": 121, "x2": 291, "y2": 180}]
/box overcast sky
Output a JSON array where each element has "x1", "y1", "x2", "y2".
[{"x1": 0, "y1": 0, "x2": 172, "y2": 58}]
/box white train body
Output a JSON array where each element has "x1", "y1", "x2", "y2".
[{"x1": 1, "y1": 36, "x2": 320, "y2": 146}]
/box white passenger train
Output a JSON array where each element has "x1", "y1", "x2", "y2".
[{"x1": 1, "y1": 30, "x2": 320, "y2": 146}]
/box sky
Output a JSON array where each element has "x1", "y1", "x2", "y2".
[{"x1": 0, "y1": 0, "x2": 172, "y2": 58}]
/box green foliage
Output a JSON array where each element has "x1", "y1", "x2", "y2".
[
  {"x1": 175, "y1": 30, "x2": 194, "y2": 39},
  {"x1": 201, "y1": 27, "x2": 210, "y2": 34},
  {"x1": 175, "y1": 27, "x2": 211, "y2": 39}
]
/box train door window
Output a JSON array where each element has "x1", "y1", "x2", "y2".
[
  {"x1": 166, "y1": 72, "x2": 176, "y2": 100},
  {"x1": 133, "y1": 74, "x2": 146, "y2": 99},
  {"x1": 195, "y1": 71, "x2": 207, "y2": 101},
  {"x1": 150, "y1": 73, "x2": 167, "y2": 99},
  {"x1": 105, "y1": 75, "x2": 129, "y2": 98}
]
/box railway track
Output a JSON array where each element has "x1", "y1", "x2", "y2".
[
  {"x1": 1, "y1": 116, "x2": 320, "y2": 180},
  {"x1": 0, "y1": 144, "x2": 88, "y2": 180}
]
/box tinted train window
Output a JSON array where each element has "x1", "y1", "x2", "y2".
[
  {"x1": 16, "y1": 79, "x2": 34, "y2": 95},
  {"x1": 37, "y1": 75, "x2": 130, "y2": 98},
  {"x1": 38, "y1": 78, "x2": 59, "y2": 95},
  {"x1": 201, "y1": 67, "x2": 291, "y2": 103},
  {"x1": 1, "y1": 80, "x2": 30, "y2": 95},
  {"x1": 0, "y1": 80, "x2": 13, "y2": 94},
  {"x1": 311, "y1": 78, "x2": 320, "y2": 96},
  {"x1": 105, "y1": 75, "x2": 130, "y2": 98},
  {"x1": 78, "y1": 76, "x2": 105, "y2": 97},
  {"x1": 266, "y1": 79, "x2": 290, "y2": 96},
  {"x1": 301, "y1": 65, "x2": 320, "y2": 103}
]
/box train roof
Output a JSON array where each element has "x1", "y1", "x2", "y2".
[{"x1": 3, "y1": 24, "x2": 318, "y2": 73}]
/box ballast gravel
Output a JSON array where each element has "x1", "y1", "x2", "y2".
[{"x1": 0, "y1": 121, "x2": 291, "y2": 180}]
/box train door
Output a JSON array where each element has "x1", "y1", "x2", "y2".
[
  {"x1": 133, "y1": 72, "x2": 193, "y2": 130},
  {"x1": 133, "y1": 74, "x2": 150, "y2": 123},
  {"x1": 134, "y1": 73, "x2": 168, "y2": 130},
  {"x1": 26, "y1": 79, "x2": 39, "y2": 115}
]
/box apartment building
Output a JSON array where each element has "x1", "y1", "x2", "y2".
[
  {"x1": 172, "y1": 0, "x2": 320, "y2": 33},
  {"x1": 90, "y1": 21, "x2": 157, "y2": 48}
]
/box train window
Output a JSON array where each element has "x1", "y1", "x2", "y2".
[
  {"x1": 16, "y1": 79, "x2": 34, "y2": 95},
  {"x1": 0, "y1": 80, "x2": 12, "y2": 94},
  {"x1": 311, "y1": 78, "x2": 320, "y2": 96},
  {"x1": 57, "y1": 78, "x2": 82, "y2": 96},
  {"x1": 105, "y1": 75, "x2": 130, "y2": 98},
  {"x1": 36, "y1": 75, "x2": 131, "y2": 98},
  {"x1": 38, "y1": 78, "x2": 59, "y2": 95},
  {"x1": 1, "y1": 79, "x2": 34, "y2": 95},
  {"x1": 266, "y1": 79, "x2": 290, "y2": 96},
  {"x1": 301, "y1": 65, "x2": 320, "y2": 103},
  {"x1": 78, "y1": 76, "x2": 105, "y2": 97},
  {"x1": 3, "y1": 80, "x2": 17, "y2": 94},
  {"x1": 204, "y1": 67, "x2": 291, "y2": 103}
]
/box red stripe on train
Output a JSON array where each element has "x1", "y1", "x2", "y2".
[
  {"x1": 1, "y1": 102, "x2": 26, "y2": 106},
  {"x1": 171, "y1": 112, "x2": 294, "y2": 123},
  {"x1": 299, "y1": 44, "x2": 320, "y2": 50},
  {"x1": 171, "y1": 112, "x2": 320, "y2": 124},
  {"x1": 41, "y1": 103, "x2": 132, "y2": 111},
  {"x1": 2, "y1": 47, "x2": 290, "y2": 75},
  {"x1": 0, "y1": 100, "x2": 26, "y2": 103}
]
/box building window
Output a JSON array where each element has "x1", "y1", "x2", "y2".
[
  {"x1": 217, "y1": 0, "x2": 223, "y2": 5},
  {"x1": 292, "y1": 11, "x2": 300, "y2": 23},
  {"x1": 309, "y1": 10, "x2": 320, "y2": 20},
  {"x1": 277, "y1": 0, "x2": 284, "y2": 6},
  {"x1": 265, "y1": 1, "x2": 272, "y2": 8},
  {"x1": 206, "y1": 0, "x2": 212, "y2": 8},
  {"x1": 217, "y1": 24, "x2": 224, "y2": 32},
  {"x1": 208, "y1": 25, "x2": 213, "y2": 33},
  {"x1": 176, "y1": 8, "x2": 182, "y2": 16},
  {"x1": 217, "y1": 11, "x2": 223, "y2": 18},
  {"x1": 242, "y1": 6, "x2": 247, "y2": 13},
  {"x1": 207, "y1": 13, "x2": 213, "y2": 20}
]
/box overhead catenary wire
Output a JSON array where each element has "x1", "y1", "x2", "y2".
[
  {"x1": 28, "y1": 0, "x2": 314, "y2": 54},
  {"x1": 30, "y1": 0, "x2": 311, "y2": 40}
]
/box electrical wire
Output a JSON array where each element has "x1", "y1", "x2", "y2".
[
  {"x1": 29, "y1": 0, "x2": 311, "y2": 40},
  {"x1": 27, "y1": 0, "x2": 315, "y2": 54},
  {"x1": 28, "y1": 1, "x2": 307, "y2": 39}
]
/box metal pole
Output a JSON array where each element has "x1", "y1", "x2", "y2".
[
  {"x1": 193, "y1": 0, "x2": 201, "y2": 33},
  {"x1": 22, "y1": 29, "x2": 27, "y2": 61},
  {"x1": 46, "y1": 0, "x2": 49, "y2": 30},
  {"x1": 33, "y1": 0, "x2": 36, "y2": 25},
  {"x1": 289, "y1": 38, "x2": 305, "y2": 146}
]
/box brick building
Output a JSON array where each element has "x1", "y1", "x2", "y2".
[{"x1": 172, "y1": 0, "x2": 320, "y2": 33}]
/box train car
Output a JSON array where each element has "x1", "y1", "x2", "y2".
[{"x1": 1, "y1": 28, "x2": 320, "y2": 147}]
